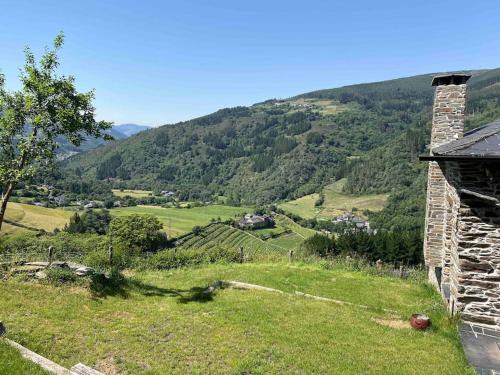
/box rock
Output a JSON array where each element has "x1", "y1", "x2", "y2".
[
  {"x1": 74, "y1": 267, "x2": 95, "y2": 277},
  {"x1": 10, "y1": 265, "x2": 45, "y2": 274},
  {"x1": 48, "y1": 261, "x2": 69, "y2": 270},
  {"x1": 34, "y1": 271, "x2": 47, "y2": 280},
  {"x1": 24, "y1": 262, "x2": 49, "y2": 267}
]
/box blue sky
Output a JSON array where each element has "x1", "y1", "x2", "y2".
[{"x1": 1, "y1": 0, "x2": 499, "y2": 126}]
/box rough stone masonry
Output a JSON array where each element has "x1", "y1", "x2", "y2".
[{"x1": 421, "y1": 73, "x2": 500, "y2": 328}]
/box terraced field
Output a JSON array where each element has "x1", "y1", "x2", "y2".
[{"x1": 176, "y1": 223, "x2": 287, "y2": 255}]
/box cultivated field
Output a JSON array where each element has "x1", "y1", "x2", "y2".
[
  {"x1": 0, "y1": 263, "x2": 473, "y2": 374},
  {"x1": 176, "y1": 223, "x2": 286, "y2": 256},
  {"x1": 279, "y1": 179, "x2": 388, "y2": 219},
  {"x1": 111, "y1": 189, "x2": 153, "y2": 198},
  {"x1": 111, "y1": 205, "x2": 252, "y2": 237},
  {"x1": 1, "y1": 203, "x2": 72, "y2": 234}
]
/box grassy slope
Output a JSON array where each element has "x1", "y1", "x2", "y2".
[
  {"x1": 279, "y1": 178, "x2": 388, "y2": 219},
  {"x1": 111, "y1": 205, "x2": 252, "y2": 237},
  {"x1": 0, "y1": 263, "x2": 473, "y2": 374},
  {"x1": 1, "y1": 203, "x2": 72, "y2": 234},
  {"x1": 0, "y1": 341, "x2": 48, "y2": 374}
]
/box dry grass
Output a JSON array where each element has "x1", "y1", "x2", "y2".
[
  {"x1": 2, "y1": 203, "x2": 72, "y2": 234},
  {"x1": 111, "y1": 189, "x2": 153, "y2": 198}
]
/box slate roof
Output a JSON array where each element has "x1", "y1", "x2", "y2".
[{"x1": 431, "y1": 120, "x2": 500, "y2": 158}]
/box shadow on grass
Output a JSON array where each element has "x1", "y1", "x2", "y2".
[
  {"x1": 177, "y1": 286, "x2": 215, "y2": 304},
  {"x1": 89, "y1": 270, "x2": 218, "y2": 304}
]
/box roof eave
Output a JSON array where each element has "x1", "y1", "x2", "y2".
[{"x1": 419, "y1": 154, "x2": 500, "y2": 161}]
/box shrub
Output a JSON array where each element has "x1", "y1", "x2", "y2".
[
  {"x1": 109, "y1": 214, "x2": 168, "y2": 252},
  {"x1": 144, "y1": 246, "x2": 241, "y2": 270},
  {"x1": 45, "y1": 268, "x2": 77, "y2": 284},
  {"x1": 0, "y1": 232, "x2": 107, "y2": 263},
  {"x1": 301, "y1": 234, "x2": 336, "y2": 257}
]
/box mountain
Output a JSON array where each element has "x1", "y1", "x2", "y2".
[
  {"x1": 59, "y1": 69, "x2": 500, "y2": 230},
  {"x1": 56, "y1": 123, "x2": 150, "y2": 159},
  {"x1": 113, "y1": 124, "x2": 151, "y2": 137}
]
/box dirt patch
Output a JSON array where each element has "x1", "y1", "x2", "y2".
[
  {"x1": 96, "y1": 353, "x2": 118, "y2": 375},
  {"x1": 372, "y1": 318, "x2": 410, "y2": 329}
]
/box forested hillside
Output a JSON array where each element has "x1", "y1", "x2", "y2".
[{"x1": 59, "y1": 68, "x2": 500, "y2": 231}]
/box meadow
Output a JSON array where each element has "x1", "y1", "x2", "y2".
[
  {"x1": 111, "y1": 189, "x2": 153, "y2": 198},
  {"x1": 279, "y1": 178, "x2": 388, "y2": 219},
  {"x1": 111, "y1": 205, "x2": 253, "y2": 237},
  {"x1": 2, "y1": 203, "x2": 73, "y2": 234},
  {"x1": 0, "y1": 263, "x2": 473, "y2": 374}
]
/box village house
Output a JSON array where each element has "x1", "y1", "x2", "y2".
[
  {"x1": 334, "y1": 212, "x2": 371, "y2": 232},
  {"x1": 238, "y1": 213, "x2": 275, "y2": 230},
  {"x1": 160, "y1": 190, "x2": 175, "y2": 197},
  {"x1": 420, "y1": 73, "x2": 500, "y2": 329}
]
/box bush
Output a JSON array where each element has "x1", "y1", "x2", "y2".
[
  {"x1": 144, "y1": 246, "x2": 241, "y2": 270},
  {"x1": 109, "y1": 214, "x2": 168, "y2": 252},
  {"x1": 301, "y1": 234, "x2": 336, "y2": 257},
  {"x1": 45, "y1": 268, "x2": 77, "y2": 284},
  {"x1": 0, "y1": 232, "x2": 107, "y2": 263}
]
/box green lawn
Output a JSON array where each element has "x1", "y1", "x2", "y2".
[
  {"x1": 0, "y1": 340, "x2": 48, "y2": 374},
  {"x1": 267, "y1": 232, "x2": 304, "y2": 249},
  {"x1": 0, "y1": 263, "x2": 473, "y2": 374},
  {"x1": 111, "y1": 205, "x2": 252, "y2": 237},
  {"x1": 279, "y1": 179, "x2": 388, "y2": 220}
]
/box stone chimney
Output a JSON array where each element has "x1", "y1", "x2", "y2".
[{"x1": 423, "y1": 73, "x2": 471, "y2": 282}]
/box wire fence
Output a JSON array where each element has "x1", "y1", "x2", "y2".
[{"x1": 0, "y1": 250, "x2": 87, "y2": 264}]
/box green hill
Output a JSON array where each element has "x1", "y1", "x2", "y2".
[{"x1": 57, "y1": 69, "x2": 500, "y2": 231}]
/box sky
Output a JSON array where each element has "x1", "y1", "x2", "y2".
[{"x1": 0, "y1": 0, "x2": 499, "y2": 126}]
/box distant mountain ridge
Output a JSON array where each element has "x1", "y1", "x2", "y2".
[
  {"x1": 56, "y1": 123, "x2": 151, "y2": 159},
  {"x1": 59, "y1": 68, "x2": 500, "y2": 230},
  {"x1": 113, "y1": 124, "x2": 151, "y2": 137}
]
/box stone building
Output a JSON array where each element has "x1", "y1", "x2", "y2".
[{"x1": 420, "y1": 73, "x2": 500, "y2": 328}]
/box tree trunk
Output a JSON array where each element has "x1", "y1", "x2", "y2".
[{"x1": 0, "y1": 183, "x2": 14, "y2": 232}]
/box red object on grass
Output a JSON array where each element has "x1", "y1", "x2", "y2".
[{"x1": 410, "y1": 314, "x2": 430, "y2": 330}]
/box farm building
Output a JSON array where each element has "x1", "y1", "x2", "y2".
[
  {"x1": 420, "y1": 73, "x2": 500, "y2": 329},
  {"x1": 238, "y1": 213, "x2": 274, "y2": 230}
]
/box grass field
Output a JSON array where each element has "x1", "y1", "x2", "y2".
[
  {"x1": 112, "y1": 189, "x2": 153, "y2": 198},
  {"x1": 111, "y1": 205, "x2": 252, "y2": 237},
  {"x1": 279, "y1": 179, "x2": 389, "y2": 220},
  {"x1": 1, "y1": 203, "x2": 72, "y2": 234},
  {"x1": 0, "y1": 263, "x2": 473, "y2": 374}
]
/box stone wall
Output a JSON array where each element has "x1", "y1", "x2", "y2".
[
  {"x1": 424, "y1": 83, "x2": 467, "y2": 270},
  {"x1": 447, "y1": 160, "x2": 500, "y2": 327}
]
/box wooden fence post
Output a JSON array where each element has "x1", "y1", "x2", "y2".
[
  {"x1": 47, "y1": 246, "x2": 54, "y2": 265},
  {"x1": 288, "y1": 250, "x2": 294, "y2": 263},
  {"x1": 376, "y1": 259, "x2": 383, "y2": 271},
  {"x1": 239, "y1": 246, "x2": 244, "y2": 263},
  {"x1": 0, "y1": 321, "x2": 5, "y2": 336},
  {"x1": 108, "y1": 243, "x2": 113, "y2": 266}
]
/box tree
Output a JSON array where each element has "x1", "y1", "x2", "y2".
[
  {"x1": 64, "y1": 209, "x2": 112, "y2": 235},
  {"x1": 301, "y1": 233, "x2": 336, "y2": 257},
  {"x1": 109, "y1": 214, "x2": 167, "y2": 252},
  {"x1": 0, "y1": 33, "x2": 111, "y2": 231}
]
